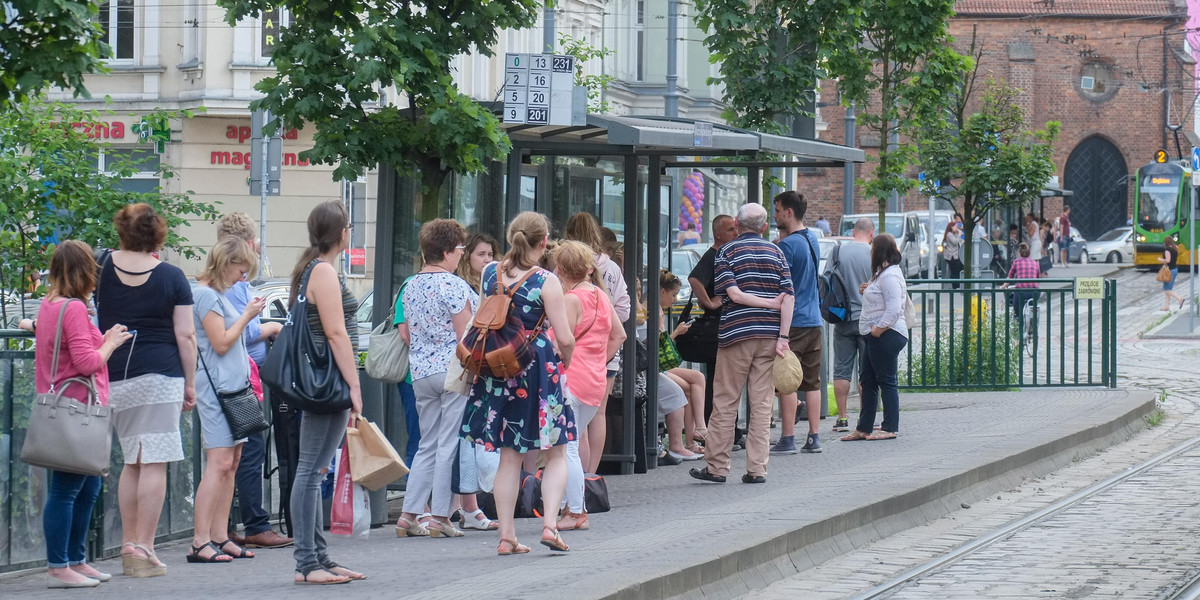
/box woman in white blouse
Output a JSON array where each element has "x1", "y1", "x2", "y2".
[{"x1": 841, "y1": 233, "x2": 908, "y2": 441}]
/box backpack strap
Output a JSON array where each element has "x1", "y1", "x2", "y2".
[{"x1": 498, "y1": 267, "x2": 542, "y2": 298}]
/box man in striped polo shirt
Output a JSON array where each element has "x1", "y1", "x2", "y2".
[{"x1": 690, "y1": 203, "x2": 795, "y2": 484}]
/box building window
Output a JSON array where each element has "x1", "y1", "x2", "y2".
[
  {"x1": 260, "y1": 8, "x2": 291, "y2": 58},
  {"x1": 98, "y1": 0, "x2": 135, "y2": 60},
  {"x1": 95, "y1": 148, "x2": 160, "y2": 193},
  {"x1": 1077, "y1": 62, "x2": 1119, "y2": 102},
  {"x1": 342, "y1": 178, "x2": 367, "y2": 276},
  {"x1": 635, "y1": 0, "x2": 645, "y2": 82}
]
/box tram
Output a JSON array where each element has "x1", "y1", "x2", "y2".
[{"x1": 1133, "y1": 153, "x2": 1197, "y2": 268}]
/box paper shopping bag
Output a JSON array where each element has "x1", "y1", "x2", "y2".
[{"x1": 346, "y1": 418, "x2": 409, "y2": 491}]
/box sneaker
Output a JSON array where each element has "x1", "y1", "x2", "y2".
[
  {"x1": 770, "y1": 435, "x2": 797, "y2": 455},
  {"x1": 832, "y1": 418, "x2": 850, "y2": 432},
  {"x1": 732, "y1": 433, "x2": 748, "y2": 451},
  {"x1": 801, "y1": 434, "x2": 823, "y2": 454}
]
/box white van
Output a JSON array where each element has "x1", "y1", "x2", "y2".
[{"x1": 838, "y1": 212, "x2": 925, "y2": 279}]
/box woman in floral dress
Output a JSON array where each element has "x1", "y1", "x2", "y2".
[{"x1": 462, "y1": 212, "x2": 577, "y2": 555}]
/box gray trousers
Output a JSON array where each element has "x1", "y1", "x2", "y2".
[
  {"x1": 291, "y1": 408, "x2": 349, "y2": 573},
  {"x1": 402, "y1": 373, "x2": 467, "y2": 517}
]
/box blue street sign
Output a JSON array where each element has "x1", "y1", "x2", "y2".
[{"x1": 1191, "y1": 147, "x2": 1199, "y2": 170}]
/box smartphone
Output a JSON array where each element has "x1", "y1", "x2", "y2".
[{"x1": 683, "y1": 318, "x2": 697, "y2": 326}]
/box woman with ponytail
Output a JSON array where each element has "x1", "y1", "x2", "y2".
[
  {"x1": 462, "y1": 212, "x2": 578, "y2": 555},
  {"x1": 286, "y1": 201, "x2": 365, "y2": 584}
]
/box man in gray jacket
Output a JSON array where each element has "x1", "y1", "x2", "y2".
[{"x1": 831, "y1": 218, "x2": 874, "y2": 432}]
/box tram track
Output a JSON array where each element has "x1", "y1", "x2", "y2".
[{"x1": 848, "y1": 432, "x2": 1200, "y2": 600}]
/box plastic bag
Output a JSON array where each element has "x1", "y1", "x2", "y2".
[{"x1": 330, "y1": 445, "x2": 371, "y2": 539}]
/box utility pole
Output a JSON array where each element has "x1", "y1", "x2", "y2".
[
  {"x1": 665, "y1": 0, "x2": 680, "y2": 117},
  {"x1": 543, "y1": 2, "x2": 555, "y2": 53},
  {"x1": 843, "y1": 102, "x2": 856, "y2": 216}
]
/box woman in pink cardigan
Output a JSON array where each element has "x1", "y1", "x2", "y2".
[{"x1": 22, "y1": 241, "x2": 132, "y2": 587}]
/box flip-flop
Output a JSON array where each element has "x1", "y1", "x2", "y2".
[
  {"x1": 866, "y1": 431, "x2": 898, "y2": 440},
  {"x1": 294, "y1": 568, "x2": 350, "y2": 585},
  {"x1": 840, "y1": 431, "x2": 870, "y2": 441}
]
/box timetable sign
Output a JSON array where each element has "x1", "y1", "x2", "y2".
[{"x1": 504, "y1": 52, "x2": 577, "y2": 126}]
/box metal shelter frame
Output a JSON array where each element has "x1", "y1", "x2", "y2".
[{"x1": 501, "y1": 114, "x2": 865, "y2": 474}]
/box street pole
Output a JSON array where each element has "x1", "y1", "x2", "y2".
[
  {"x1": 1191, "y1": 181, "x2": 1196, "y2": 331},
  {"x1": 259, "y1": 109, "x2": 271, "y2": 277},
  {"x1": 843, "y1": 102, "x2": 856, "y2": 217},
  {"x1": 665, "y1": 0, "x2": 679, "y2": 118},
  {"x1": 543, "y1": 3, "x2": 554, "y2": 52}
]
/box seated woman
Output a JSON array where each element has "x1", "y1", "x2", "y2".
[
  {"x1": 632, "y1": 283, "x2": 700, "y2": 462},
  {"x1": 656, "y1": 270, "x2": 708, "y2": 454}
]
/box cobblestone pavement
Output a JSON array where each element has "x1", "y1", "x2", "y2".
[{"x1": 745, "y1": 267, "x2": 1200, "y2": 600}]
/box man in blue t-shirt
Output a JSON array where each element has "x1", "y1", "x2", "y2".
[{"x1": 771, "y1": 191, "x2": 824, "y2": 454}]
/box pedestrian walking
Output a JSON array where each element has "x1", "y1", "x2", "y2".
[
  {"x1": 1024, "y1": 213, "x2": 1042, "y2": 261},
  {"x1": 771, "y1": 191, "x2": 824, "y2": 454},
  {"x1": 96, "y1": 203, "x2": 196, "y2": 578},
  {"x1": 831, "y1": 218, "x2": 874, "y2": 433},
  {"x1": 461, "y1": 211, "x2": 577, "y2": 555},
  {"x1": 189, "y1": 236, "x2": 264, "y2": 564},
  {"x1": 286, "y1": 201, "x2": 365, "y2": 584},
  {"x1": 27, "y1": 241, "x2": 132, "y2": 587},
  {"x1": 1058, "y1": 207, "x2": 1071, "y2": 267},
  {"x1": 942, "y1": 220, "x2": 964, "y2": 286},
  {"x1": 814, "y1": 215, "x2": 832, "y2": 236},
  {"x1": 1160, "y1": 237, "x2": 1185, "y2": 311},
  {"x1": 689, "y1": 203, "x2": 793, "y2": 484},
  {"x1": 215, "y1": 213, "x2": 292, "y2": 549},
  {"x1": 841, "y1": 233, "x2": 908, "y2": 442}
]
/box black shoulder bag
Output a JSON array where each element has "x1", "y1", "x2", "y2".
[
  {"x1": 260, "y1": 260, "x2": 352, "y2": 414},
  {"x1": 198, "y1": 349, "x2": 269, "y2": 440}
]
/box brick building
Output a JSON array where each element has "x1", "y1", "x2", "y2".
[{"x1": 802, "y1": 0, "x2": 1191, "y2": 239}]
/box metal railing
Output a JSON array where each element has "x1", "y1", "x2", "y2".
[
  {"x1": 901, "y1": 278, "x2": 1117, "y2": 390},
  {"x1": 0, "y1": 330, "x2": 201, "y2": 573}
]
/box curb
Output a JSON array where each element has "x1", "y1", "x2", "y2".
[{"x1": 601, "y1": 392, "x2": 1155, "y2": 600}]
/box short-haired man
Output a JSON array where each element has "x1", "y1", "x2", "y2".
[
  {"x1": 687, "y1": 214, "x2": 737, "y2": 425},
  {"x1": 690, "y1": 203, "x2": 793, "y2": 484},
  {"x1": 216, "y1": 212, "x2": 291, "y2": 549},
  {"x1": 831, "y1": 218, "x2": 875, "y2": 432},
  {"x1": 770, "y1": 191, "x2": 825, "y2": 454},
  {"x1": 1058, "y1": 206, "x2": 1071, "y2": 268}
]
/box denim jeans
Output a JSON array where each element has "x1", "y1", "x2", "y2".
[
  {"x1": 857, "y1": 329, "x2": 908, "y2": 435},
  {"x1": 291, "y1": 409, "x2": 349, "y2": 573},
  {"x1": 234, "y1": 430, "x2": 270, "y2": 535},
  {"x1": 44, "y1": 471, "x2": 102, "y2": 567},
  {"x1": 397, "y1": 381, "x2": 420, "y2": 467}
]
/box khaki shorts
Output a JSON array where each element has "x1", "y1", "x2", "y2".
[{"x1": 787, "y1": 327, "x2": 823, "y2": 392}]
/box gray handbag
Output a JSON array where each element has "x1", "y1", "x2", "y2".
[
  {"x1": 20, "y1": 300, "x2": 113, "y2": 476},
  {"x1": 364, "y1": 279, "x2": 411, "y2": 383}
]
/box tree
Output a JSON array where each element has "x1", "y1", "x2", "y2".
[
  {"x1": 826, "y1": 0, "x2": 971, "y2": 228},
  {"x1": 918, "y1": 70, "x2": 1061, "y2": 280},
  {"x1": 694, "y1": 0, "x2": 861, "y2": 134},
  {"x1": 0, "y1": 100, "x2": 219, "y2": 323},
  {"x1": 0, "y1": 0, "x2": 110, "y2": 109},
  {"x1": 215, "y1": 0, "x2": 542, "y2": 212},
  {"x1": 558, "y1": 33, "x2": 615, "y2": 114}
]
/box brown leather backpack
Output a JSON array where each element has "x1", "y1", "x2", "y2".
[{"x1": 457, "y1": 268, "x2": 546, "y2": 380}]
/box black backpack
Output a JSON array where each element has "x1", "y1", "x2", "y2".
[{"x1": 816, "y1": 243, "x2": 850, "y2": 324}]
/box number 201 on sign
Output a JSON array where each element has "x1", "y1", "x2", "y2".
[{"x1": 527, "y1": 108, "x2": 548, "y2": 124}]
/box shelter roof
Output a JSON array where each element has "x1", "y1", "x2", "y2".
[{"x1": 954, "y1": 0, "x2": 1185, "y2": 18}]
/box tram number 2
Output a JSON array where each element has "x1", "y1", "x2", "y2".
[{"x1": 527, "y1": 108, "x2": 549, "y2": 124}]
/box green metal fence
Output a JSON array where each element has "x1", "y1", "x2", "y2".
[
  {"x1": 901, "y1": 278, "x2": 1117, "y2": 390},
  {"x1": 0, "y1": 330, "x2": 201, "y2": 573}
]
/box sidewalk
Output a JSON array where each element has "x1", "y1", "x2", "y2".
[{"x1": 1, "y1": 389, "x2": 1153, "y2": 599}]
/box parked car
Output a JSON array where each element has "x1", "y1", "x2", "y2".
[
  {"x1": 1065, "y1": 227, "x2": 1089, "y2": 264},
  {"x1": 250, "y1": 279, "x2": 292, "y2": 323},
  {"x1": 1087, "y1": 227, "x2": 1132, "y2": 264},
  {"x1": 838, "y1": 212, "x2": 924, "y2": 279},
  {"x1": 818, "y1": 237, "x2": 840, "y2": 274}
]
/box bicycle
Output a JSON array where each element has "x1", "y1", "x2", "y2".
[{"x1": 1021, "y1": 296, "x2": 1038, "y2": 357}]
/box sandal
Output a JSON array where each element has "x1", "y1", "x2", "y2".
[
  {"x1": 321, "y1": 561, "x2": 366, "y2": 580},
  {"x1": 497, "y1": 538, "x2": 531, "y2": 556},
  {"x1": 839, "y1": 430, "x2": 870, "y2": 441},
  {"x1": 540, "y1": 526, "x2": 569, "y2": 552},
  {"x1": 685, "y1": 443, "x2": 706, "y2": 455},
  {"x1": 294, "y1": 567, "x2": 350, "y2": 585},
  {"x1": 460, "y1": 509, "x2": 499, "y2": 531},
  {"x1": 867, "y1": 431, "x2": 898, "y2": 440},
  {"x1": 215, "y1": 539, "x2": 254, "y2": 558},
  {"x1": 427, "y1": 520, "x2": 465, "y2": 538},
  {"x1": 395, "y1": 516, "x2": 430, "y2": 538},
  {"x1": 186, "y1": 541, "x2": 232, "y2": 563},
  {"x1": 557, "y1": 510, "x2": 590, "y2": 531},
  {"x1": 122, "y1": 543, "x2": 166, "y2": 578}
]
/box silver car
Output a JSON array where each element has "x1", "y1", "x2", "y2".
[{"x1": 1087, "y1": 227, "x2": 1134, "y2": 264}]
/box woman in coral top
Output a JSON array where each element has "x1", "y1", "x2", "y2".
[
  {"x1": 24, "y1": 241, "x2": 132, "y2": 587},
  {"x1": 552, "y1": 241, "x2": 625, "y2": 531}
]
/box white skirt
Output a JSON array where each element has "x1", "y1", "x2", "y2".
[{"x1": 109, "y1": 374, "x2": 186, "y2": 464}]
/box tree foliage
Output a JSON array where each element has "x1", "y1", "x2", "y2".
[
  {"x1": 558, "y1": 33, "x2": 615, "y2": 114},
  {"x1": 826, "y1": 0, "x2": 971, "y2": 223},
  {"x1": 919, "y1": 76, "x2": 1060, "y2": 279},
  {"x1": 0, "y1": 0, "x2": 110, "y2": 109},
  {"x1": 694, "y1": 0, "x2": 862, "y2": 134},
  {"x1": 214, "y1": 0, "x2": 541, "y2": 201},
  {"x1": 0, "y1": 100, "x2": 219, "y2": 323}
]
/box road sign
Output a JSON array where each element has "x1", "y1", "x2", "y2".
[
  {"x1": 1192, "y1": 171, "x2": 1200, "y2": 188},
  {"x1": 1075, "y1": 277, "x2": 1104, "y2": 299},
  {"x1": 504, "y1": 53, "x2": 576, "y2": 126},
  {"x1": 1192, "y1": 147, "x2": 1199, "y2": 170}
]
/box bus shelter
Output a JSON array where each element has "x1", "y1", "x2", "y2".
[{"x1": 372, "y1": 114, "x2": 864, "y2": 475}]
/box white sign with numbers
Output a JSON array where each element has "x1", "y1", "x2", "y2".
[{"x1": 504, "y1": 52, "x2": 576, "y2": 125}]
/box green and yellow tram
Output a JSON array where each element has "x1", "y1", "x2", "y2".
[{"x1": 1133, "y1": 155, "x2": 1197, "y2": 268}]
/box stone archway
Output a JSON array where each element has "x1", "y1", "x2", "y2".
[{"x1": 1063, "y1": 136, "x2": 1129, "y2": 239}]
